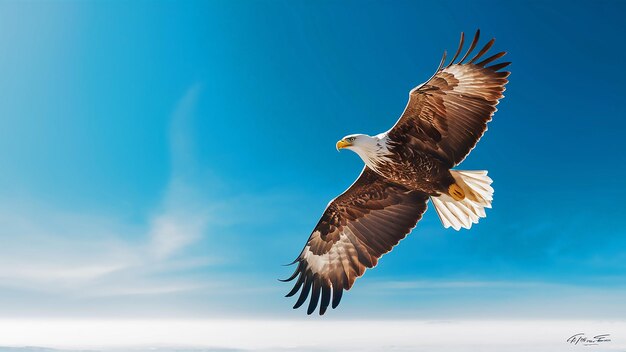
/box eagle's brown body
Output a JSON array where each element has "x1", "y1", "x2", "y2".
[
  {"x1": 377, "y1": 146, "x2": 455, "y2": 195},
  {"x1": 284, "y1": 30, "x2": 510, "y2": 315}
]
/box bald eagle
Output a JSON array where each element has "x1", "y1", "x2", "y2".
[{"x1": 283, "y1": 30, "x2": 510, "y2": 315}]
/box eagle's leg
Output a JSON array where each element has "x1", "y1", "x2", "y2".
[{"x1": 448, "y1": 183, "x2": 465, "y2": 201}]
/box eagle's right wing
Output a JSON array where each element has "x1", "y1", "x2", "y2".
[{"x1": 283, "y1": 167, "x2": 429, "y2": 315}]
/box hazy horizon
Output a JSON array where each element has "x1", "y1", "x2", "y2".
[{"x1": 1, "y1": 319, "x2": 624, "y2": 352}]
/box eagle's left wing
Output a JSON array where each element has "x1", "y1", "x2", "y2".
[
  {"x1": 387, "y1": 30, "x2": 510, "y2": 167},
  {"x1": 283, "y1": 167, "x2": 429, "y2": 315}
]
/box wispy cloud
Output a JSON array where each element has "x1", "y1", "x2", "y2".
[
  {"x1": 148, "y1": 208, "x2": 208, "y2": 260},
  {"x1": 148, "y1": 84, "x2": 211, "y2": 260},
  {"x1": 0, "y1": 85, "x2": 218, "y2": 301}
]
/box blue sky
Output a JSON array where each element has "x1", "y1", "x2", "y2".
[{"x1": 0, "y1": 0, "x2": 625, "y2": 320}]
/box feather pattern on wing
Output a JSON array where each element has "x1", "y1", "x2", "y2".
[
  {"x1": 283, "y1": 167, "x2": 429, "y2": 315},
  {"x1": 387, "y1": 29, "x2": 510, "y2": 167}
]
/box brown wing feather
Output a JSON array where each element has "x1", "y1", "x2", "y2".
[
  {"x1": 388, "y1": 30, "x2": 510, "y2": 167},
  {"x1": 283, "y1": 167, "x2": 429, "y2": 315}
]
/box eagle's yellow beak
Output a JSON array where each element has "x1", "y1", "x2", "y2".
[{"x1": 336, "y1": 139, "x2": 351, "y2": 150}]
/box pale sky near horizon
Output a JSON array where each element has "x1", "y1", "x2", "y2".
[
  {"x1": 1, "y1": 0, "x2": 626, "y2": 326},
  {"x1": 1, "y1": 319, "x2": 625, "y2": 352}
]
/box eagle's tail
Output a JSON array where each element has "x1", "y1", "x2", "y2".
[{"x1": 431, "y1": 170, "x2": 493, "y2": 231}]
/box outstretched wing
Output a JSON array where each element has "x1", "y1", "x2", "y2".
[
  {"x1": 387, "y1": 29, "x2": 510, "y2": 167},
  {"x1": 283, "y1": 167, "x2": 429, "y2": 315}
]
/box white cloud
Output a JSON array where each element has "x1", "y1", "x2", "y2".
[
  {"x1": 0, "y1": 85, "x2": 216, "y2": 299},
  {"x1": 0, "y1": 263, "x2": 125, "y2": 283},
  {"x1": 148, "y1": 179, "x2": 211, "y2": 260},
  {"x1": 148, "y1": 213, "x2": 206, "y2": 259}
]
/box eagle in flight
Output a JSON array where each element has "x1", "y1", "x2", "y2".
[{"x1": 283, "y1": 30, "x2": 510, "y2": 315}]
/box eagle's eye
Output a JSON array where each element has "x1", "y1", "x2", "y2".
[{"x1": 348, "y1": 137, "x2": 356, "y2": 142}]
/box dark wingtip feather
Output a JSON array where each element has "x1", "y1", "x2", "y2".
[
  {"x1": 293, "y1": 272, "x2": 313, "y2": 308},
  {"x1": 319, "y1": 284, "x2": 331, "y2": 315},
  {"x1": 282, "y1": 257, "x2": 301, "y2": 266},
  {"x1": 477, "y1": 51, "x2": 506, "y2": 67},
  {"x1": 447, "y1": 32, "x2": 465, "y2": 68},
  {"x1": 418, "y1": 50, "x2": 449, "y2": 91},
  {"x1": 285, "y1": 271, "x2": 305, "y2": 297},
  {"x1": 458, "y1": 29, "x2": 480, "y2": 64},
  {"x1": 469, "y1": 38, "x2": 494, "y2": 64},
  {"x1": 437, "y1": 50, "x2": 447, "y2": 72},
  {"x1": 279, "y1": 264, "x2": 301, "y2": 282},
  {"x1": 307, "y1": 276, "x2": 321, "y2": 315},
  {"x1": 489, "y1": 61, "x2": 511, "y2": 71},
  {"x1": 331, "y1": 285, "x2": 343, "y2": 309}
]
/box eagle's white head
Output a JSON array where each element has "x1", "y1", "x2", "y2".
[{"x1": 336, "y1": 133, "x2": 391, "y2": 171}]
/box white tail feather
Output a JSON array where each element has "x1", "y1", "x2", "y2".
[{"x1": 431, "y1": 170, "x2": 493, "y2": 231}]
